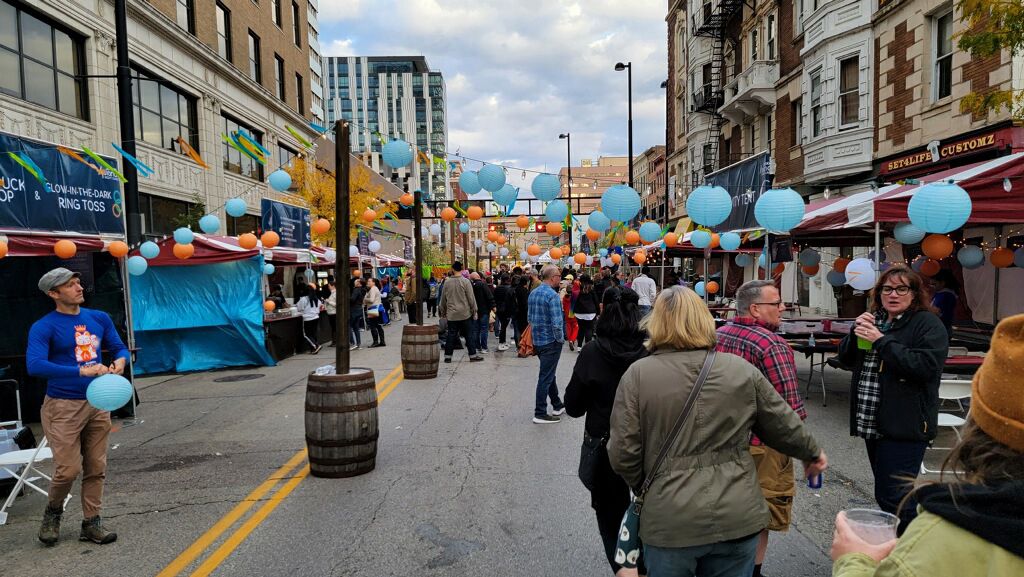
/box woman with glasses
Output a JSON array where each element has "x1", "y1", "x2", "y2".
[{"x1": 836, "y1": 264, "x2": 949, "y2": 535}]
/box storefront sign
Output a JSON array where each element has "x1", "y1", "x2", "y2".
[
  {"x1": 0, "y1": 133, "x2": 124, "y2": 235},
  {"x1": 705, "y1": 152, "x2": 772, "y2": 232},
  {"x1": 260, "y1": 198, "x2": 310, "y2": 249},
  {"x1": 880, "y1": 131, "x2": 1001, "y2": 175}
]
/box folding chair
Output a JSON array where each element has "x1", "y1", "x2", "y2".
[
  {"x1": 921, "y1": 380, "x2": 971, "y2": 475},
  {"x1": 0, "y1": 437, "x2": 69, "y2": 525}
]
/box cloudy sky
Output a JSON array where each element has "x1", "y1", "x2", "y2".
[{"x1": 318, "y1": 0, "x2": 667, "y2": 190}]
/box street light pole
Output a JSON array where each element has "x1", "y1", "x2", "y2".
[
  {"x1": 334, "y1": 120, "x2": 351, "y2": 371},
  {"x1": 615, "y1": 62, "x2": 634, "y2": 189},
  {"x1": 558, "y1": 132, "x2": 572, "y2": 254},
  {"x1": 114, "y1": 0, "x2": 141, "y2": 245}
]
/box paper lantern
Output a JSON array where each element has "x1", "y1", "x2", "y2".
[
  {"x1": 440, "y1": 207, "x2": 457, "y2": 222},
  {"x1": 588, "y1": 210, "x2": 611, "y2": 232},
  {"x1": 478, "y1": 164, "x2": 506, "y2": 192},
  {"x1": 487, "y1": 230, "x2": 500, "y2": 242},
  {"x1": 709, "y1": 233, "x2": 720, "y2": 249},
  {"x1": 908, "y1": 182, "x2": 972, "y2": 233},
  {"x1": 173, "y1": 227, "x2": 194, "y2": 245},
  {"x1": 108, "y1": 241, "x2": 129, "y2": 258},
  {"x1": 519, "y1": 250, "x2": 529, "y2": 260},
  {"x1": 911, "y1": 255, "x2": 927, "y2": 272},
  {"x1": 488, "y1": 242, "x2": 498, "y2": 253},
  {"x1": 312, "y1": 218, "x2": 331, "y2": 234},
  {"x1": 706, "y1": 281, "x2": 720, "y2": 294},
  {"x1": 140, "y1": 241, "x2": 160, "y2": 259},
  {"x1": 920, "y1": 258, "x2": 941, "y2": 276},
  {"x1": 499, "y1": 247, "x2": 509, "y2": 256},
  {"x1": 632, "y1": 251, "x2": 647, "y2": 265},
  {"x1": 399, "y1": 193, "x2": 415, "y2": 208},
  {"x1": 754, "y1": 188, "x2": 805, "y2": 232},
  {"x1": 382, "y1": 139, "x2": 414, "y2": 168},
  {"x1": 719, "y1": 232, "x2": 741, "y2": 251},
  {"x1": 686, "y1": 185, "x2": 731, "y2": 227},
  {"x1": 368, "y1": 240, "x2": 382, "y2": 253},
  {"x1": 493, "y1": 184, "x2": 518, "y2": 207},
  {"x1": 54, "y1": 239, "x2": 77, "y2": 259},
  {"x1": 801, "y1": 264, "x2": 820, "y2": 276},
  {"x1": 611, "y1": 253, "x2": 622, "y2": 265},
  {"x1": 238, "y1": 233, "x2": 258, "y2": 249},
  {"x1": 429, "y1": 223, "x2": 442, "y2": 236},
  {"x1": 173, "y1": 243, "x2": 194, "y2": 259},
  {"x1": 517, "y1": 215, "x2": 530, "y2": 229},
  {"x1": 586, "y1": 255, "x2": 595, "y2": 266},
  {"x1": 826, "y1": 270, "x2": 846, "y2": 287},
  {"x1": 597, "y1": 248, "x2": 608, "y2": 257},
  {"x1": 691, "y1": 230, "x2": 712, "y2": 249},
  {"x1": 349, "y1": 245, "x2": 359, "y2": 257},
  {"x1": 833, "y1": 258, "x2": 851, "y2": 273},
  {"x1": 474, "y1": 239, "x2": 483, "y2": 248},
  {"x1": 263, "y1": 263, "x2": 276, "y2": 275},
  {"x1": 625, "y1": 230, "x2": 641, "y2": 245},
  {"x1": 226, "y1": 198, "x2": 247, "y2": 218},
  {"x1": 663, "y1": 232, "x2": 679, "y2": 247},
  {"x1": 459, "y1": 171, "x2": 482, "y2": 195},
  {"x1": 574, "y1": 252, "x2": 587, "y2": 265},
  {"x1": 264, "y1": 300, "x2": 276, "y2": 312},
  {"x1": 601, "y1": 185, "x2": 641, "y2": 222},
  {"x1": 798, "y1": 248, "x2": 821, "y2": 266},
  {"x1": 532, "y1": 173, "x2": 561, "y2": 202},
  {"x1": 545, "y1": 200, "x2": 568, "y2": 223},
  {"x1": 546, "y1": 222, "x2": 563, "y2": 237},
  {"x1": 695, "y1": 281, "x2": 706, "y2": 297},
  {"x1": 639, "y1": 222, "x2": 662, "y2": 243},
  {"x1": 893, "y1": 222, "x2": 926, "y2": 245},
  {"x1": 549, "y1": 247, "x2": 563, "y2": 260},
  {"x1": 352, "y1": 269, "x2": 363, "y2": 278},
  {"x1": 845, "y1": 258, "x2": 877, "y2": 290},
  {"x1": 467, "y1": 206, "x2": 484, "y2": 220},
  {"x1": 497, "y1": 234, "x2": 507, "y2": 245},
  {"x1": 527, "y1": 244, "x2": 542, "y2": 256},
  {"x1": 0, "y1": 241, "x2": 7, "y2": 259},
  {"x1": 459, "y1": 222, "x2": 471, "y2": 234},
  {"x1": 586, "y1": 229, "x2": 601, "y2": 241},
  {"x1": 361, "y1": 208, "x2": 377, "y2": 223},
  {"x1": 199, "y1": 214, "x2": 221, "y2": 234},
  {"x1": 126, "y1": 256, "x2": 148, "y2": 275},
  {"x1": 991, "y1": 247, "x2": 1014, "y2": 268},
  {"x1": 758, "y1": 252, "x2": 767, "y2": 269},
  {"x1": 730, "y1": 253, "x2": 749, "y2": 268},
  {"x1": 86, "y1": 374, "x2": 133, "y2": 411},
  {"x1": 957, "y1": 245, "x2": 984, "y2": 269},
  {"x1": 922, "y1": 234, "x2": 954, "y2": 260},
  {"x1": 268, "y1": 170, "x2": 292, "y2": 192},
  {"x1": 260, "y1": 231, "x2": 280, "y2": 249},
  {"x1": 1015, "y1": 248, "x2": 1024, "y2": 269}
]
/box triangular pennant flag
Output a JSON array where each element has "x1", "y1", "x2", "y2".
[
  {"x1": 80, "y1": 147, "x2": 127, "y2": 183},
  {"x1": 176, "y1": 137, "x2": 210, "y2": 169},
  {"x1": 57, "y1": 146, "x2": 104, "y2": 176},
  {"x1": 8, "y1": 152, "x2": 45, "y2": 185},
  {"x1": 111, "y1": 143, "x2": 154, "y2": 177}
]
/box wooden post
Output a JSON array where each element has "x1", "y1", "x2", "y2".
[
  {"x1": 334, "y1": 120, "x2": 351, "y2": 373},
  {"x1": 413, "y1": 186, "x2": 425, "y2": 326}
]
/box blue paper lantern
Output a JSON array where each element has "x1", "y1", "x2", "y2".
[
  {"x1": 382, "y1": 139, "x2": 414, "y2": 168},
  {"x1": 86, "y1": 374, "x2": 133, "y2": 411},
  {"x1": 639, "y1": 222, "x2": 662, "y2": 243},
  {"x1": 893, "y1": 222, "x2": 926, "y2": 245},
  {"x1": 459, "y1": 171, "x2": 482, "y2": 195},
  {"x1": 957, "y1": 246, "x2": 984, "y2": 269},
  {"x1": 493, "y1": 183, "x2": 518, "y2": 206},
  {"x1": 519, "y1": 250, "x2": 529, "y2": 260},
  {"x1": 686, "y1": 185, "x2": 732, "y2": 227},
  {"x1": 545, "y1": 200, "x2": 568, "y2": 222},
  {"x1": 588, "y1": 211, "x2": 611, "y2": 232},
  {"x1": 911, "y1": 255, "x2": 927, "y2": 272},
  {"x1": 459, "y1": 222, "x2": 470, "y2": 234},
  {"x1": 758, "y1": 252, "x2": 767, "y2": 269},
  {"x1": 264, "y1": 263, "x2": 276, "y2": 275},
  {"x1": 735, "y1": 253, "x2": 752, "y2": 267},
  {"x1": 173, "y1": 227, "x2": 194, "y2": 245},
  {"x1": 719, "y1": 232, "x2": 741, "y2": 251},
  {"x1": 225, "y1": 198, "x2": 247, "y2": 218},
  {"x1": 1015, "y1": 248, "x2": 1024, "y2": 269},
  {"x1": 532, "y1": 173, "x2": 561, "y2": 202},
  {"x1": 126, "y1": 255, "x2": 148, "y2": 276},
  {"x1": 691, "y1": 230, "x2": 712, "y2": 249},
  {"x1": 695, "y1": 281, "x2": 706, "y2": 297},
  {"x1": 599, "y1": 248, "x2": 608, "y2": 257},
  {"x1": 199, "y1": 214, "x2": 220, "y2": 234},
  {"x1": 478, "y1": 164, "x2": 506, "y2": 193},
  {"x1": 907, "y1": 182, "x2": 972, "y2": 233},
  {"x1": 601, "y1": 185, "x2": 641, "y2": 222},
  {"x1": 754, "y1": 188, "x2": 805, "y2": 232},
  {"x1": 798, "y1": 248, "x2": 821, "y2": 266},
  {"x1": 139, "y1": 241, "x2": 160, "y2": 259},
  {"x1": 268, "y1": 169, "x2": 292, "y2": 192},
  {"x1": 826, "y1": 270, "x2": 846, "y2": 287}
]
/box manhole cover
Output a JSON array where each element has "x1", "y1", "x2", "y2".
[{"x1": 213, "y1": 374, "x2": 265, "y2": 383}]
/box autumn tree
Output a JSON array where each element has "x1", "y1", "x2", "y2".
[{"x1": 956, "y1": 0, "x2": 1024, "y2": 118}]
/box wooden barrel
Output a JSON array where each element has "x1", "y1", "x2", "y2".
[
  {"x1": 304, "y1": 368, "x2": 378, "y2": 478},
  {"x1": 401, "y1": 324, "x2": 440, "y2": 379}
]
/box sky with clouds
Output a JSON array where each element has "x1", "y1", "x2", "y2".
[{"x1": 317, "y1": 0, "x2": 667, "y2": 191}]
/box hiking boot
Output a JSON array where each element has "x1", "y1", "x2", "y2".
[
  {"x1": 79, "y1": 516, "x2": 117, "y2": 544},
  {"x1": 38, "y1": 503, "x2": 63, "y2": 546}
]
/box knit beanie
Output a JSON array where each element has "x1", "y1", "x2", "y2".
[{"x1": 971, "y1": 313, "x2": 1024, "y2": 453}]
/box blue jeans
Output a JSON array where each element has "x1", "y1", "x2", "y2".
[
  {"x1": 477, "y1": 315, "x2": 490, "y2": 350},
  {"x1": 644, "y1": 533, "x2": 758, "y2": 577},
  {"x1": 639, "y1": 305, "x2": 652, "y2": 317},
  {"x1": 534, "y1": 341, "x2": 564, "y2": 417},
  {"x1": 864, "y1": 438, "x2": 928, "y2": 535}
]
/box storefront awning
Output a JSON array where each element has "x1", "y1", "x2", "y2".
[{"x1": 130, "y1": 234, "x2": 259, "y2": 266}]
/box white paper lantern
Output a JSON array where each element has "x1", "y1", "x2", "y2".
[
  {"x1": 429, "y1": 223, "x2": 441, "y2": 236},
  {"x1": 349, "y1": 245, "x2": 359, "y2": 257},
  {"x1": 368, "y1": 240, "x2": 382, "y2": 253},
  {"x1": 844, "y1": 258, "x2": 876, "y2": 291}
]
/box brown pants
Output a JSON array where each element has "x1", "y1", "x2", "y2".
[{"x1": 40, "y1": 396, "x2": 111, "y2": 518}]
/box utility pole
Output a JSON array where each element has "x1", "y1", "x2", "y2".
[
  {"x1": 334, "y1": 121, "x2": 351, "y2": 370},
  {"x1": 115, "y1": 0, "x2": 141, "y2": 245}
]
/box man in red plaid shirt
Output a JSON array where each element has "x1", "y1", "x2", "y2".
[{"x1": 716, "y1": 279, "x2": 806, "y2": 577}]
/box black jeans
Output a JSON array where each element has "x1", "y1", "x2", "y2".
[
  {"x1": 301, "y1": 319, "x2": 320, "y2": 350},
  {"x1": 497, "y1": 315, "x2": 513, "y2": 344},
  {"x1": 349, "y1": 314, "x2": 362, "y2": 346},
  {"x1": 864, "y1": 438, "x2": 929, "y2": 535},
  {"x1": 427, "y1": 298, "x2": 437, "y2": 316},
  {"x1": 367, "y1": 315, "x2": 385, "y2": 345},
  {"x1": 407, "y1": 302, "x2": 419, "y2": 325},
  {"x1": 327, "y1": 314, "x2": 336, "y2": 344},
  {"x1": 576, "y1": 318, "x2": 595, "y2": 348},
  {"x1": 590, "y1": 446, "x2": 646, "y2": 575},
  {"x1": 444, "y1": 318, "x2": 477, "y2": 357}
]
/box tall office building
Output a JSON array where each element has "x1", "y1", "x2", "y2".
[
  {"x1": 322, "y1": 56, "x2": 448, "y2": 200},
  {"x1": 306, "y1": 0, "x2": 325, "y2": 124}
]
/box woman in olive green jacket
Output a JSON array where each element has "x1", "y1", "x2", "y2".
[{"x1": 608, "y1": 286, "x2": 828, "y2": 576}]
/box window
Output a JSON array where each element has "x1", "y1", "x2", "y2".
[
  {"x1": 141, "y1": 193, "x2": 193, "y2": 236},
  {"x1": 272, "y1": 0, "x2": 282, "y2": 27},
  {"x1": 767, "y1": 14, "x2": 776, "y2": 60},
  {"x1": 934, "y1": 11, "x2": 953, "y2": 100},
  {"x1": 175, "y1": 0, "x2": 194, "y2": 34},
  {"x1": 222, "y1": 114, "x2": 264, "y2": 180},
  {"x1": 791, "y1": 97, "x2": 802, "y2": 144},
  {"x1": 838, "y1": 56, "x2": 859, "y2": 126},
  {"x1": 765, "y1": 115, "x2": 773, "y2": 154},
  {"x1": 295, "y1": 73, "x2": 304, "y2": 114},
  {"x1": 810, "y1": 70, "x2": 822, "y2": 137},
  {"x1": 132, "y1": 67, "x2": 197, "y2": 153},
  {"x1": 274, "y1": 54, "x2": 285, "y2": 100},
  {"x1": 750, "y1": 29, "x2": 758, "y2": 62},
  {"x1": 248, "y1": 30, "x2": 261, "y2": 83},
  {"x1": 747, "y1": 123, "x2": 756, "y2": 153},
  {"x1": 216, "y1": 3, "x2": 231, "y2": 61},
  {"x1": 227, "y1": 213, "x2": 259, "y2": 236},
  {"x1": 279, "y1": 144, "x2": 297, "y2": 169},
  {"x1": 0, "y1": 3, "x2": 87, "y2": 119},
  {"x1": 292, "y1": 2, "x2": 301, "y2": 47},
  {"x1": 795, "y1": 0, "x2": 804, "y2": 35}
]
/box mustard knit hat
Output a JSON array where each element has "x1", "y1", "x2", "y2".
[{"x1": 971, "y1": 313, "x2": 1024, "y2": 453}]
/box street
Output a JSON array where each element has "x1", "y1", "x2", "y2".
[{"x1": 1, "y1": 318, "x2": 942, "y2": 577}]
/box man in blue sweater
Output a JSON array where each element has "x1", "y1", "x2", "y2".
[{"x1": 26, "y1": 267, "x2": 129, "y2": 546}]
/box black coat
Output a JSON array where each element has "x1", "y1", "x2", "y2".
[
  {"x1": 565, "y1": 334, "x2": 649, "y2": 439},
  {"x1": 493, "y1": 285, "x2": 516, "y2": 318},
  {"x1": 837, "y1": 309, "x2": 949, "y2": 442},
  {"x1": 514, "y1": 285, "x2": 530, "y2": 325},
  {"x1": 572, "y1": 290, "x2": 600, "y2": 315},
  {"x1": 472, "y1": 279, "x2": 495, "y2": 314}
]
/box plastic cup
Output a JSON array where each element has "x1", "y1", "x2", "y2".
[
  {"x1": 843, "y1": 509, "x2": 898, "y2": 545},
  {"x1": 857, "y1": 336, "x2": 873, "y2": 350}
]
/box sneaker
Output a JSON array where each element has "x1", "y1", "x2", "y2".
[
  {"x1": 444, "y1": 357, "x2": 452, "y2": 363},
  {"x1": 479, "y1": 348, "x2": 489, "y2": 354},
  {"x1": 552, "y1": 406, "x2": 566, "y2": 416},
  {"x1": 79, "y1": 516, "x2": 117, "y2": 544},
  {"x1": 568, "y1": 341, "x2": 576, "y2": 351},
  {"x1": 38, "y1": 503, "x2": 62, "y2": 546},
  {"x1": 497, "y1": 343, "x2": 509, "y2": 351},
  {"x1": 312, "y1": 345, "x2": 322, "y2": 355},
  {"x1": 469, "y1": 356, "x2": 484, "y2": 362},
  {"x1": 349, "y1": 345, "x2": 359, "y2": 351},
  {"x1": 532, "y1": 414, "x2": 560, "y2": 424}
]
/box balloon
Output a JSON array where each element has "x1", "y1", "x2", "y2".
[
  {"x1": 601, "y1": 184, "x2": 641, "y2": 222},
  {"x1": 467, "y1": 206, "x2": 484, "y2": 220},
  {"x1": 611, "y1": 254, "x2": 621, "y2": 265},
  {"x1": 735, "y1": 253, "x2": 752, "y2": 267},
  {"x1": 264, "y1": 300, "x2": 277, "y2": 312},
  {"x1": 268, "y1": 170, "x2": 292, "y2": 192},
  {"x1": 532, "y1": 173, "x2": 561, "y2": 202},
  {"x1": 719, "y1": 232, "x2": 741, "y2": 251},
  {"x1": 574, "y1": 252, "x2": 587, "y2": 265},
  {"x1": 54, "y1": 239, "x2": 77, "y2": 259},
  {"x1": 440, "y1": 207, "x2": 457, "y2": 222},
  {"x1": 349, "y1": 245, "x2": 359, "y2": 257},
  {"x1": 695, "y1": 281, "x2": 706, "y2": 297},
  {"x1": 399, "y1": 193, "x2": 414, "y2": 208},
  {"x1": 544, "y1": 200, "x2": 568, "y2": 222},
  {"x1": 517, "y1": 215, "x2": 530, "y2": 229},
  {"x1": 478, "y1": 164, "x2": 506, "y2": 192},
  {"x1": 754, "y1": 188, "x2": 805, "y2": 232},
  {"x1": 991, "y1": 247, "x2": 1014, "y2": 268},
  {"x1": 844, "y1": 258, "x2": 876, "y2": 290},
  {"x1": 686, "y1": 185, "x2": 731, "y2": 226},
  {"x1": 86, "y1": 374, "x2": 133, "y2": 411},
  {"x1": 586, "y1": 229, "x2": 601, "y2": 241},
  {"x1": 625, "y1": 230, "x2": 641, "y2": 245},
  {"x1": 238, "y1": 233, "x2": 258, "y2": 249},
  {"x1": 706, "y1": 281, "x2": 720, "y2": 294},
  {"x1": 108, "y1": 241, "x2": 129, "y2": 258},
  {"x1": 459, "y1": 222, "x2": 471, "y2": 234},
  {"x1": 368, "y1": 240, "x2": 381, "y2": 253},
  {"x1": 126, "y1": 256, "x2": 148, "y2": 275},
  {"x1": 826, "y1": 270, "x2": 846, "y2": 286},
  {"x1": 921, "y1": 234, "x2": 954, "y2": 260},
  {"x1": 691, "y1": 230, "x2": 712, "y2": 249},
  {"x1": 893, "y1": 222, "x2": 926, "y2": 244},
  {"x1": 199, "y1": 214, "x2": 221, "y2": 234},
  {"x1": 225, "y1": 198, "x2": 247, "y2": 218},
  {"x1": 263, "y1": 263, "x2": 276, "y2": 275},
  {"x1": 920, "y1": 258, "x2": 941, "y2": 276},
  {"x1": 459, "y1": 171, "x2": 482, "y2": 195},
  {"x1": 312, "y1": 218, "x2": 331, "y2": 234},
  {"x1": 546, "y1": 222, "x2": 563, "y2": 237},
  {"x1": 549, "y1": 247, "x2": 563, "y2": 260},
  {"x1": 588, "y1": 211, "x2": 611, "y2": 232},
  {"x1": 261, "y1": 231, "x2": 280, "y2": 249},
  {"x1": 429, "y1": 223, "x2": 442, "y2": 236},
  {"x1": 639, "y1": 222, "x2": 662, "y2": 243},
  {"x1": 957, "y1": 245, "x2": 984, "y2": 269},
  {"x1": 527, "y1": 244, "x2": 542, "y2": 256},
  {"x1": 833, "y1": 258, "x2": 851, "y2": 273},
  {"x1": 140, "y1": 241, "x2": 160, "y2": 259},
  {"x1": 173, "y1": 243, "x2": 194, "y2": 259},
  {"x1": 382, "y1": 139, "x2": 414, "y2": 168},
  {"x1": 493, "y1": 184, "x2": 518, "y2": 207},
  {"x1": 908, "y1": 182, "x2": 971, "y2": 233},
  {"x1": 362, "y1": 208, "x2": 377, "y2": 223},
  {"x1": 798, "y1": 248, "x2": 821, "y2": 266}
]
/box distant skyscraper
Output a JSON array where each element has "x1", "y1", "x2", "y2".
[{"x1": 323, "y1": 56, "x2": 448, "y2": 199}]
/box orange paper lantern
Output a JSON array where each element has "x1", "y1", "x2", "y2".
[
  {"x1": 706, "y1": 281, "x2": 720, "y2": 294},
  {"x1": 54, "y1": 239, "x2": 77, "y2": 259},
  {"x1": 467, "y1": 206, "x2": 484, "y2": 220},
  {"x1": 801, "y1": 264, "x2": 820, "y2": 276},
  {"x1": 487, "y1": 230, "x2": 500, "y2": 242},
  {"x1": 574, "y1": 252, "x2": 587, "y2": 265},
  {"x1": 173, "y1": 243, "x2": 195, "y2": 260},
  {"x1": 312, "y1": 218, "x2": 331, "y2": 235},
  {"x1": 238, "y1": 233, "x2": 258, "y2": 249},
  {"x1": 399, "y1": 193, "x2": 414, "y2": 207},
  {"x1": 352, "y1": 269, "x2": 362, "y2": 278},
  {"x1": 991, "y1": 247, "x2": 1014, "y2": 268},
  {"x1": 264, "y1": 300, "x2": 276, "y2": 312},
  {"x1": 107, "y1": 241, "x2": 129, "y2": 258},
  {"x1": 497, "y1": 234, "x2": 507, "y2": 245},
  {"x1": 611, "y1": 253, "x2": 622, "y2": 265},
  {"x1": 362, "y1": 208, "x2": 378, "y2": 223},
  {"x1": 633, "y1": 250, "x2": 647, "y2": 264},
  {"x1": 586, "y1": 229, "x2": 601, "y2": 241},
  {"x1": 663, "y1": 232, "x2": 679, "y2": 247},
  {"x1": 549, "y1": 247, "x2": 563, "y2": 260},
  {"x1": 833, "y1": 258, "x2": 851, "y2": 273},
  {"x1": 709, "y1": 233, "x2": 720, "y2": 249},
  {"x1": 919, "y1": 258, "x2": 941, "y2": 276},
  {"x1": 527, "y1": 244, "x2": 542, "y2": 256},
  {"x1": 517, "y1": 215, "x2": 530, "y2": 229},
  {"x1": 0, "y1": 240, "x2": 7, "y2": 259},
  {"x1": 440, "y1": 207, "x2": 457, "y2": 222},
  {"x1": 261, "y1": 231, "x2": 281, "y2": 249},
  {"x1": 545, "y1": 222, "x2": 562, "y2": 237},
  {"x1": 921, "y1": 234, "x2": 953, "y2": 260},
  {"x1": 624, "y1": 230, "x2": 640, "y2": 245}
]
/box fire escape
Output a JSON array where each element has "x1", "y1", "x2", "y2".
[{"x1": 691, "y1": 0, "x2": 744, "y2": 185}]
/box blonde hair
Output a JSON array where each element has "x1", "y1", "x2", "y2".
[{"x1": 642, "y1": 286, "x2": 718, "y2": 351}]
